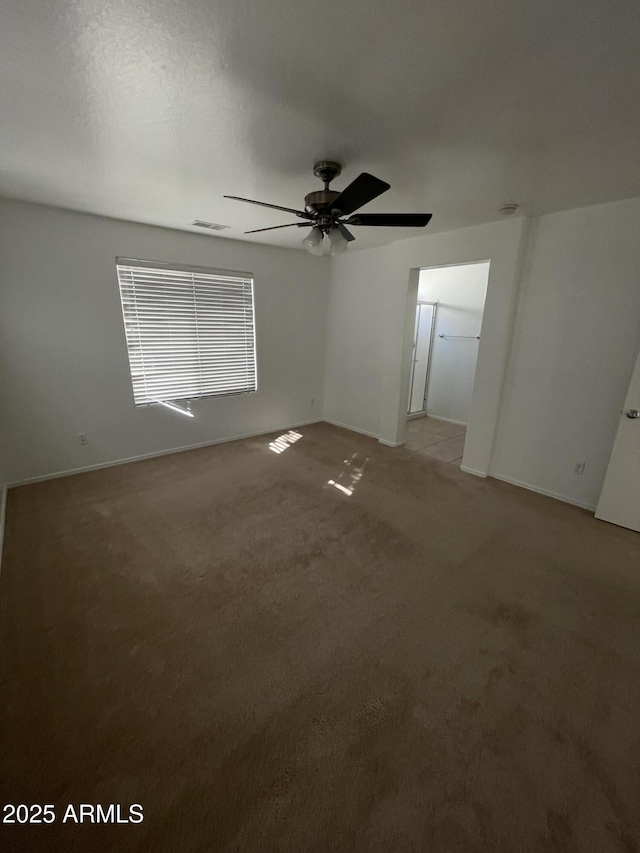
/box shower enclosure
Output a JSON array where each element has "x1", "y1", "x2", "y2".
[{"x1": 407, "y1": 301, "x2": 437, "y2": 416}]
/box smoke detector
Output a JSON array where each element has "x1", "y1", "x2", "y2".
[{"x1": 498, "y1": 204, "x2": 519, "y2": 216}]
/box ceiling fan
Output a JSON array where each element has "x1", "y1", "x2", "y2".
[{"x1": 224, "y1": 161, "x2": 432, "y2": 255}]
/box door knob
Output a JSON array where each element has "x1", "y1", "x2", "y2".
[{"x1": 626, "y1": 409, "x2": 639, "y2": 419}]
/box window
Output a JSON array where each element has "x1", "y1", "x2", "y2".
[{"x1": 116, "y1": 259, "x2": 256, "y2": 406}]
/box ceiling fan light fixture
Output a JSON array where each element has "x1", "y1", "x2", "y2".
[
  {"x1": 328, "y1": 227, "x2": 349, "y2": 255},
  {"x1": 303, "y1": 226, "x2": 324, "y2": 254}
]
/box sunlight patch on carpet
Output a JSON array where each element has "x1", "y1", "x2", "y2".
[
  {"x1": 327, "y1": 453, "x2": 369, "y2": 496},
  {"x1": 269, "y1": 430, "x2": 303, "y2": 454}
]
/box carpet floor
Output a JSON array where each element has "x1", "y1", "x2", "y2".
[{"x1": 1, "y1": 422, "x2": 639, "y2": 852}]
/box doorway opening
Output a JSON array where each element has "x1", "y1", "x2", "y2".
[{"x1": 405, "y1": 261, "x2": 490, "y2": 466}]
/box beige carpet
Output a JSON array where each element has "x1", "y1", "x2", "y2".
[{"x1": 1, "y1": 422, "x2": 639, "y2": 852}]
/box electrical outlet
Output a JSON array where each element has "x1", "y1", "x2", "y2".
[
  {"x1": 574, "y1": 461, "x2": 585, "y2": 475},
  {"x1": 311, "y1": 397, "x2": 315, "y2": 406},
  {"x1": 78, "y1": 432, "x2": 88, "y2": 445}
]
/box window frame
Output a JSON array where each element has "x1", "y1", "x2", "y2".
[{"x1": 116, "y1": 256, "x2": 258, "y2": 407}]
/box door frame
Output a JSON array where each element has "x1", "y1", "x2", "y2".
[
  {"x1": 377, "y1": 215, "x2": 530, "y2": 479},
  {"x1": 394, "y1": 259, "x2": 495, "y2": 472}
]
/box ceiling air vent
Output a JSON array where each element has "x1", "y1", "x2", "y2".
[{"x1": 191, "y1": 220, "x2": 229, "y2": 231}]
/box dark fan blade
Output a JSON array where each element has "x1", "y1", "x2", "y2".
[
  {"x1": 244, "y1": 222, "x2": 311, "y2": 234},
  {"x1": 336, "y1": 222, "x2": 356, "y2": 242},
  {"x1": 330, "y1": 173, "x2": 390, "y2": 216},
  {"x1": 224, "y1": 195, "x2": 309, "y2": 218},
  {"x1": 345, "y1": 213, "x2": 432, "y2": 227}
]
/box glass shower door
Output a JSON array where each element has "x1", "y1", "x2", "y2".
[{"x1": 408, "y1": 302, "x2": 436, "y2": 415}]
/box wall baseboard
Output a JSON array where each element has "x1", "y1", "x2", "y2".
[
  {"x1": 489, "y1": 472, "x2": 596, "y2": 511},
  {"x1": 4, "y1": 420, "x2": 596, "y2": 521},
  {"x1": 426, "y1": 414, "x2": 468, "y2": 427},
  {"x1": 0, "y1": 485, "x2": 7, "y2": 574},
  {"x1": 323, "y1": 418, "x2": 380, "y2": 441},
  {"x1": 7, "y1": 419, "x2": 324, "y2": 489},
  {"x1": 309, "y1": 418, "x2": 405, "y2": 447},
  {"x1": 460, "y1": 465, "x2": 487, "y2": 478}
]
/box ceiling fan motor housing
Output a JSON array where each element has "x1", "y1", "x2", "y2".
[{"x1": 305, "y1": 189, "x2": 340, "y2": 216}]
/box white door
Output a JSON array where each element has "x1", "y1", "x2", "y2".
[
  {"x1": 595, "y1": 348, "x2": 640, "y2": 532},
  {"x1": 408, "y1": 302, "x2": 436, "y2": 415}
]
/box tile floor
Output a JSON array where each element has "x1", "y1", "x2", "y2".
[{"x1": 404, "y1": 415, "x2": 466, "y2": 465}]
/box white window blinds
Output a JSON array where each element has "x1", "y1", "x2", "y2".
[{"x1": 116, "y1": 260, "x2": 256, "y2": 406}]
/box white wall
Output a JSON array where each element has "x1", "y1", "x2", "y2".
[
  {"x1": 325, "y1": 217, "x2": 528, "y2": 475},
  {"x1": 418, "y1": 262, "x2": 489, "y2": 424},
  {"x1": 490, "y1": 198, "x2": 640, "y2": 508},
  {"x1": 4, "y1": 195, "x2": 639, "y2": 511},
  {"x1": 0, "y1": 199, "x2": 330, "y2": 484},
  {"x1": 325, "y1": 197, "x2": 640, "y2": 509}
]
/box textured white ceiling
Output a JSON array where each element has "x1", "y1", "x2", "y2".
[{"x1": 1, "y1": 0, "x2": 639, "y2": 250}]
